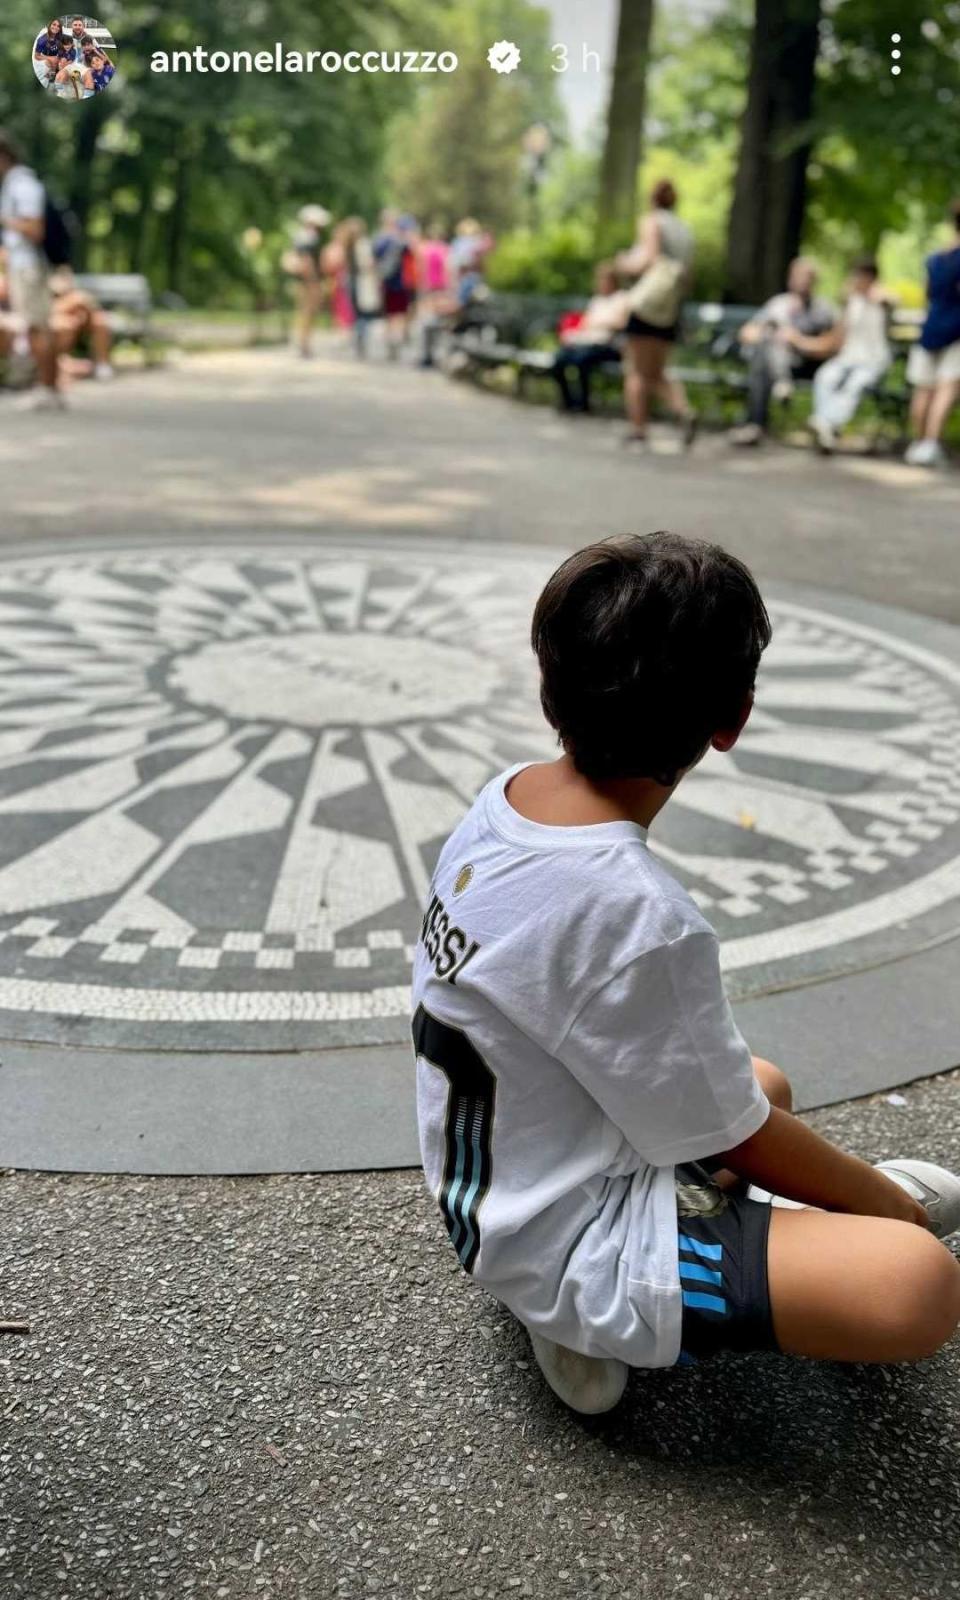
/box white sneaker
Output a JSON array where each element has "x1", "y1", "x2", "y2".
[
  {"x1": 14, "y1": 387, "x2": 65, "y2": 412},
  {"x1": 527, "y1": 1329, "x2": 628, "y2": 1415},
  {"x1": 905, "y1": 439, "x2": 945, "y2": 468},
  {"x1": 875, "y1": 1159, "x2": 960, "y2": 1240},
  {"x1": 809, "y1": 417, "x2": 836, "y2": 455},
  {"x1": 729, "y1": 422, "x2": 763, "y2": 447},
  {"x1": 772, "y1": 377, "x2": 795, "y2": 403},
  {"x1": 94, "y1": 363, "x2": 114, "y2": 381}
]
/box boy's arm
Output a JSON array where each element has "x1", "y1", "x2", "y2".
[{"x1": 722, "y1": 1106, "x2": 929, "y2": 1228}]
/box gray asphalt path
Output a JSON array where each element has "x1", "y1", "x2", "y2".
[
  {"x1": 1, "y1": 344, "x2": 958, "y2": 622},
  {"x1": 2, "y1": 1074, "x2": 960, "y2": 1599},
  {"x1": 3, "y1": 346, "x2": 960, "y2": 1598}
]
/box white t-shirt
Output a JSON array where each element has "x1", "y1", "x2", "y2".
[
  {"x1": 412, "y1": 765, "x2": 770, "y2": 1370},
  {"x1": 1, "y1": 165, "x2": 45, "y2": 272},
  {"x1": 839, "y1": 292, "x2": 891, "y2": 369}
]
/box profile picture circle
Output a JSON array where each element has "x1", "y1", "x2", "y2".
[{"x1": 32, "y1": 14, "x2": 117, "y2": 100}]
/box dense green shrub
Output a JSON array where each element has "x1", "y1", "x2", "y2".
[{"x1": 486, "y1": 221, "x2": 598, "y2": 296}]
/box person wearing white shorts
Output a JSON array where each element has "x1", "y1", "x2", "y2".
[
  {"x1": 906, "y1": 199, "x2": 960, "y2": 468},
  {"x1": 0, "y1": 131, "x2": 61, "y2": 410}
]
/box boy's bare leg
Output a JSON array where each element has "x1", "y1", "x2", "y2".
[
  {"x1": 708, "y1": 1056, "x2": 960, "y2": 1360},
  {"x1": 768, "y1": 1208, "x2": 960, "y2": 1362}
]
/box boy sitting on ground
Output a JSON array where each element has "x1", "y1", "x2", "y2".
[{"x1": 412, "y1": 531, "x2": 960, "y2": 1413}]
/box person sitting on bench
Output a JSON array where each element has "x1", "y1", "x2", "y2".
[
  {"x1": 551, "y1": 263, "x2": 629, "y2": 414},
  {"x1": 808, "y1": 258, "x2": 894, "y2": 454},
  {"x1": 730, "y1": 258, "x2": 838, "y2": 446}
]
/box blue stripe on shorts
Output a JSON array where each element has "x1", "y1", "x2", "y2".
[
  {"x1": 681, "y1": 1289, "x2": 728, "y2": 1314},
  {"x1": 679, "y1": 1260, "x2": 723, "y2": 1287},
  {"x1": 678, "y1": 1233, "x2": 723, "y2": 1261}
]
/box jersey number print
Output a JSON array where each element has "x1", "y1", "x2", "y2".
[{"x1": 412, "y1": 1004, "x2": 496, "y2": 1274}]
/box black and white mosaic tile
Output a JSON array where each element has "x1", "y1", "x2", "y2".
[{"x1": 1, "y1": 540, "x2": 959, "y2": 1047}]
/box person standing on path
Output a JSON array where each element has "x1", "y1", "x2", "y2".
[
  {"x1": 906, "y1": 199, "x2": 960, "y2": 469},
  {"x1": 321, "y1": 221, "x2": 356, "y2": 335},
  {"x1": 616, "y1": 179, "x2": 697, "y2": 449},
  {"x1": 0, "y1": 131, "x2": 61, "y2": 410},
  {"x1": 342, "y1": 217, "x2": 382, "y2": 359},
  {"x1": 286, "y1": 204, "x2": 330, "y2": 359},
  {"x1": 372, "y1": 210, "x2": 414, "y2": 360}
]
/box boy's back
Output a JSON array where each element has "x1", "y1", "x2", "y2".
[
  {"x1": 413, "y1": 532, "x2": 960, "y2": 1405},
  {"x1": 412, "y1": 760, "x2": 767, "y2": 1369}
]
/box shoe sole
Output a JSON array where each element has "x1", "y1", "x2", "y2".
[{"x1": 527, "y1": 1331, "x2": 629, "y2": 1414}]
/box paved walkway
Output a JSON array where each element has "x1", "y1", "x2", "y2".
[
  {"x1": 3, "y1": 1075, "x2": 960, "y2": 1598},
  {"x1": 2, "y1": 348, "x2": 960, "y2": 1595},
  {"x1": 1, "y1": 344, "x2": 959, "y2": 622}
]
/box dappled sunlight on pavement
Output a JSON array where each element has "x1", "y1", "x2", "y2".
[{"x1": 1, "y1": 343, "x2": 958, "y2": 622}]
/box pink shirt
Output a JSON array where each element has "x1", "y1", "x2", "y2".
[{"x1": 420, "y1": 240, "x2": 449, "y2": 293}]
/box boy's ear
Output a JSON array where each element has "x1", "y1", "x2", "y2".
[{"x1": 710, "y1": 690, "x2": 754, "y2": 754}]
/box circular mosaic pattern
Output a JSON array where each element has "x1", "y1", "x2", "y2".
[{"x1": 0, "y1": 541, "x2": 959, "y2": 1047}]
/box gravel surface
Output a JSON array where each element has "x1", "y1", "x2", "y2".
[{"x1": 3, "y1": 1070, "x2": 960, "y2": 1599}]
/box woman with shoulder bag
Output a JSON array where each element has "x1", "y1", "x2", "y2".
[{"x1": 616, "y1": 179, "x2": 697, "y2": 449}]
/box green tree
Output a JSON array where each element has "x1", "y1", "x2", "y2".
[
  {"x1": 386, "y1": 0, "x2": 561, "y2": 234},
  {"x1": 595, "y1": 0, "x2": 655, "y2": 255},
  {"x1": 725, "y1": 0, "x2": 822, "y2": 303},
  {"x1": 641, "y1": 3, "x2": 750, "y2": 297},
  {"x1": 1, "y1": 0, "x2": 441, "y2": 301},
  {"x1": 808, "y1": 1, "x2": 960, "y2": 259}
]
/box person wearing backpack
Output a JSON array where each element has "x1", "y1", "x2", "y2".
[
  {"x1": 0, "y1": 130, "x2": 61, "y2": 410},
  {"x1": 372, "y1": 209, "x2": 414, "y2": 360}
]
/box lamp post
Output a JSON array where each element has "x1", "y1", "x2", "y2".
[{"x1": 522, "y1": 122, "x2": 553, "y2": 229}]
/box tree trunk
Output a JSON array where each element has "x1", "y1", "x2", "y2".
[
  {"x1": 67, "y1": 95, "x2": 109, "y2": 271},
  {"x1": 596, "y1": 0, "x2": 655, "y2": 254},
  {"x1": 725, "y1": 0, "x2": 821, "y2": 304},
  {"x1": 166, "y1": 159, "x2": 190, "y2": 297}
]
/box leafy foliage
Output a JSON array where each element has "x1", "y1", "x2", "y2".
[
  {"x1": 486, "y1": 218, "x2": 595, "y2": 294},
  {"x1": 1, "y1": 0, "x2": 954, "y2": 306},
  {"x1": 386, "y1": 0, "x2": 562, "y2": 234},
  {"x1": 1, "y1": 0, "x2": 439, "y2": 300}
]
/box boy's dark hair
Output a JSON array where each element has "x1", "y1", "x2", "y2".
[
  {"x1": 853, "y1": 256, "x2": 879, "y2": 278},
  {"x1": 651, "y1": 178, "x2": 677, "y2": 210},
  {"x1": 531, "y1": 532, "x2": 772, "y2": 786}
]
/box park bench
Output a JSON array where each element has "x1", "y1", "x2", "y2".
[
  {"x1": 1, "y1": 271, "x2": 157, "y2": 389},
  {"x1": 448, "y1": 291, "x2": 579, "y2": 382},
  {"x1": 449, "y1": 293, "x2": 916, "y2": 449},
  {"x1": 74, "y1": 272, "x2": 158, "y2": 362}
]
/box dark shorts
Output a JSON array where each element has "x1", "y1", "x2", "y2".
[
  {"x1": 384, "y1": 287, "x2": 413, "y2": 317},
  {"x1": 674, "y1": 1163, "x2": 778, "y2": 1364},
  {"x1": 626, "y1": 316, "x2": 679, "y2": 342}
]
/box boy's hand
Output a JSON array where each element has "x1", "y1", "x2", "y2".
[
  {"x1": 722, "y1": 1107, "x2": 932, "y2": 1228},
  {"x1": 866, "y1": 1174, "x2": 931, "y2": 1230}
]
